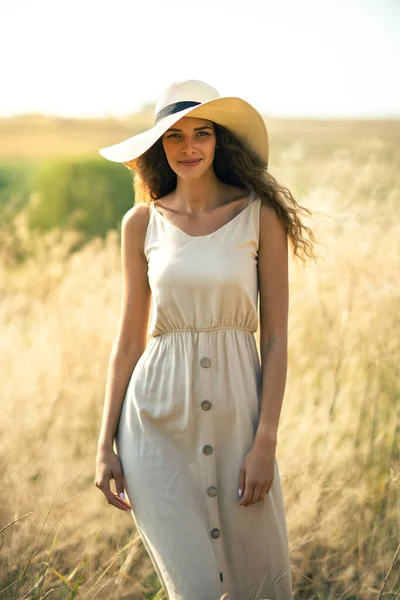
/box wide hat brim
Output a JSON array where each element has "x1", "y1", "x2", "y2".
[{"x1": 98, "y1": 96, "x2": 269, "y2": 168}]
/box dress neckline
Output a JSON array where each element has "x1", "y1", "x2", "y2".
[{"x1": 151, "y1": 191, "x2": 256, "y2": 239}]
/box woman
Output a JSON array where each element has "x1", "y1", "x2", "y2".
[{"x1": 95, "y1": 80, "x2": 316, "y2": 600}]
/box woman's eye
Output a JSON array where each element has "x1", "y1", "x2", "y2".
[{"x1": 166, "y1": 131, "x2": 211, "y2": 140}]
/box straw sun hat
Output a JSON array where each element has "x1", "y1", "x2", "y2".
[{"x1": 98, "y1": 80, "x2": 269, "y2": 167}]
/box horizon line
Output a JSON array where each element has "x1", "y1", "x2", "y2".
[{"x1": 1, "y1": 110, "x2": 400, "y2": 122}]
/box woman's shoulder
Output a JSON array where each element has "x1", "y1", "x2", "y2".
[
  {"x1": 259, "y1": 200, "x2": 287, "y2": 246},
  {"x1": 121, "y1": 203, "x2": 151, "y2": 240}
]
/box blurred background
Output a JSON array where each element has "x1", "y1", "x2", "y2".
[{"x1": 0, "y1": 0, "x2": 399, "y2": 598}]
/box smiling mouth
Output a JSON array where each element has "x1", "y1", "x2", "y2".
[{"x1": 180, "y1": 159, "x2": 202, "y2": 166}]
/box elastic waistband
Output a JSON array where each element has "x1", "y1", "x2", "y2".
[{"x1": 149, "y1": 326, "x2": 255, "y2": 338}]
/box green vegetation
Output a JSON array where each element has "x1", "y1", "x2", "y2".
[
  {"x1": 27, "y1": 158, "x2": 134, "y2": 239},
  {"x1": 0, "y1": 115, "x2": 399, "y2": 599}
]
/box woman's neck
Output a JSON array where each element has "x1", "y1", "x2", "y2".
[{"x1": 173, "y1": 171, "x2": 228, "y2": 213}]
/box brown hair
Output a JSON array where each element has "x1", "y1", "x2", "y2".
[{"x1": 125, "y1": 122, "x2": 318, "y2": 264}]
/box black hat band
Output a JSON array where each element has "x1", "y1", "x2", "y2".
[{"x1": 155, "y1": 101, "x2": 202, "y2": 124}]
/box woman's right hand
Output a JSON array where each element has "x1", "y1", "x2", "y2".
[{"x1": 95, "y1": 447, "x2": 132, "y2": 511}]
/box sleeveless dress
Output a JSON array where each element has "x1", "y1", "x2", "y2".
[{"x1": 115, "y1": 191, "x2": 293, "y2": 600}]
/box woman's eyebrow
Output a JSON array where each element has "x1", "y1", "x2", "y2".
[{"x1": 166, "y1": 126, "x2": 214, "y2": 132}]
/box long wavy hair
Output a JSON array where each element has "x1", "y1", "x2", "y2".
[{"x1": 124, "y1": 122, "x2": 318, "y2": 264}]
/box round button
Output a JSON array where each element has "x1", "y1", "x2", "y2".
[
  {"x1": 200, "y1": 357, "x2": 211, "y2": 368},
  {"x1": 207, "y1": 486, "x2": 217, "y2": 497},
  {"x1": 211, "y1": 528, "x2": 221, "y2": 539},
  {"x1": 203, "y1": 445, "x2": 213, "y2": 455},
  {"x1": 201, "y1": 400, "x2": 212, "y2": 411}
]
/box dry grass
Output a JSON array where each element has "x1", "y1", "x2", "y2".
[{"x1": 0, "y1": 118, "x2": 399, "y2": 599}]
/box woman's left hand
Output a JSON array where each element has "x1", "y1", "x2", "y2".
[{"x1": 238, "y1": 444, "x2": 275, "y2": 507}]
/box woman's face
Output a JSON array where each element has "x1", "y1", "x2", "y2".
[{"x1": 161, "y1": 117, "x2": 216, "y2": 179}]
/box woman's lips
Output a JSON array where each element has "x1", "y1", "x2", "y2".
[{"x1": 179, "y1": 159, "x2": 202, "y2": 167}]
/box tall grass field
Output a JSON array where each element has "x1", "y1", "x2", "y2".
[{"x1": 0, "y1": 115, "x2": 399, "y2": 599}]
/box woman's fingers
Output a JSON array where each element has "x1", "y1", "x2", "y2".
[
  {"x1": 238, "y1": 464, "x2": 252, "y2": 506},
  {"x1": 114, "y1": 469, "x2": 126, "y2": 501},
  {"x1": 248, "y1": 484, "x2": 263, "y2": 506},
  {"x1": 95, "y1": 450, "x2": 132, "y2": 511},
  {"x1": 95, "y1": 473, "x2": 131, "y2": 511},
  {"x1": 260, "y1": 483, "x2": 270, "y2": 499},
  {"x1": 238, "y1": 465, "x2": 260, "y2": 506},
  {"x1": 240, "y1": 484, "x2": 255, "y2": 506},
  {"x1": 112, "y1": 468, "x2": 131, "y2": 509},
  {"x1": 111, "y1": 491, "x2": 132, "y2": 510},
  {"x1": 237, "y1": 451, "x2": 275, "y2": 507},
  {"x1": 102, "y1": 481, "x2": 131, "y2": 511},
  {"x1": 239, "y1": 472, "x2": 254, "y2": 506},
  {"x1": 250, "y1": 486, "x2": 263, "y2": 505},
  {"x1": 238, "y1": 464, "x2": 245, "y2": 501},
  {"x1": 240, "y1": 482, "x2": 270, "y2": 506},
  {"x1": 105, "y1": 488, "x2": 131, "y2": 511}
]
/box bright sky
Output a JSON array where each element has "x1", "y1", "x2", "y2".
[{"x1": 1, "y1": 0, "x2": 399, "y2": 119}]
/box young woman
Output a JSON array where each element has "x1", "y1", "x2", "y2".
[{"x1": 95, "y1": 80, "x2": 316, "y2": 600}]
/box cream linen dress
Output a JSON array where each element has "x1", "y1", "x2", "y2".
[{"x1": 115, "y1": 191, "x2": 293, "y2": 600}]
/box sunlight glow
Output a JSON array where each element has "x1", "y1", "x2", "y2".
[{"x1": 1, "y1": 0, "x2": 399, "y2": 119}]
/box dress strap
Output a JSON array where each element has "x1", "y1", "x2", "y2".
[
  {"x1": 144, "y1": 201, "x2": 157, "y2": 259},
  {"x1": 246, "y1": 190, "x2": 257, "y2": 207}
]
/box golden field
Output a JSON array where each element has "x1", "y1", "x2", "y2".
[{"x1": 0, "y1": 115, "x2": 399, "y2": 599}]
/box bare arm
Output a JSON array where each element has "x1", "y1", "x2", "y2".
[
  {"x1": 253, "y1": 201, "x2": 289, "y2": 450},
  {"x1": 95, "y1": 203, "x2": 151, "y2": 510},
  {"x1": 238, "y1": 201, "x2": 289, "y2": 507}
]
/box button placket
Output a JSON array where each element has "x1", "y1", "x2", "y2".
[{"x1": 197, "y1": 334, "x2": 226, "y2": 591}]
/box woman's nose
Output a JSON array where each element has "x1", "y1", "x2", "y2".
[{"x1": 182, "y1": 137, "x2": 198, "y2": 154}]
